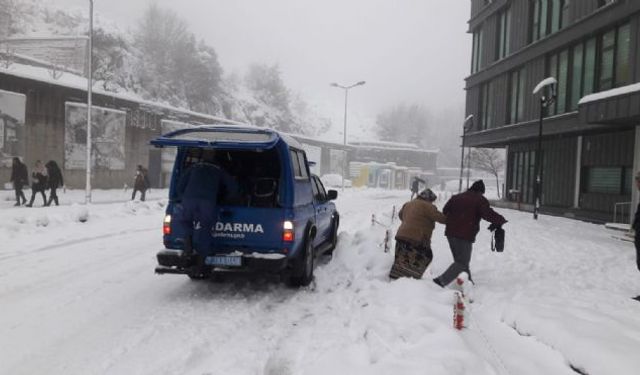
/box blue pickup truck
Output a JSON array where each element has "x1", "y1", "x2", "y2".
[{"x1": 151, "y1": 125, "x2": 340, "y2": 286}]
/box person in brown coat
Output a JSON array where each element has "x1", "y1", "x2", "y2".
[
  {"x1": 389, "y1": 188, "x2": 446, "y2": 280},
  {"x1": 433, "y1": 180, "x2": 507, "y2": 287}
]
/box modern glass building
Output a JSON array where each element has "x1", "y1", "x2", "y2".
[{"x1": 465, "y1": 0, "x2": 640, "y2": 222}]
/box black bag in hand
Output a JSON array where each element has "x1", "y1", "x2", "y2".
[{"x1": 491, "y1": 227, "x2": 505, "y2": 252}]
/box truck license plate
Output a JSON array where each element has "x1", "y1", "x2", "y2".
[{"x1": 205, "y1": 256, "x2": 242, "y2": 267}]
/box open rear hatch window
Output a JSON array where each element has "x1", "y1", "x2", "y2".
[{"x1": 151, "y1": 126, "x2": 279, "y2": 150}]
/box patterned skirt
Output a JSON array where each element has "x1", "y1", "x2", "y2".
[{"x1": 389, "y1": 240, "x2": 433, "y2": 280}]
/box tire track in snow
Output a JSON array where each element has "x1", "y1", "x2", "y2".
[{"x1": 0, "y1": 227, "x2": 157, "y2": 261}]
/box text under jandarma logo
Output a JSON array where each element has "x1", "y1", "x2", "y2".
[{"x1": 214, "y1": 222, "x2": 265, "y2": 234}]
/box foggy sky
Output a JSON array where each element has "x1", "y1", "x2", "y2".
[{"x1": 56, "y1": 0, "x2": 470, "y2": 123}]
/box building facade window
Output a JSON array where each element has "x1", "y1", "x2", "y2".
[
  {"x1": 569, "y1": 43, "x2": 583, "y2": 111},
  {"x1": 583, "y1": 37, "x2": 597, "y2": 96},
  {"x1": 471, "y1": 28, "x2": 484, "y2": 73},
  {"x1": 546, "y1": 49, "x2": 569, "y2": 116},
  {"x1": 582, "y1": 166, "x2": 632, "y2": 195},
  {"x1": 509, "y1": 150, "x2": 538, "y2": 204},
  {"x1": 530, "y1": 0, "x2": 568, "y2": 43},
  {"x1": 614, "y1": 23, "x2": 631, "y2": 87},
  {"x1": 480, "y1": 81, "x2": 495, "y2": 130},
  {"x1": 496, "y1": 5, "x2": 512, "y2": 60},
  {"x1": 596, "y1": 22, "x2": 631, "y2": 91},
  {"x1": 545, "y1": 22, "x2": 629, "y2": 113},
  {"x1": 561, "y1": 0, "x2": 570, "y2": 28},
  {"x1": 507, "y1": 66, "x2": 526, "y2": 124},
  {"x1": 599, "y1": 29, "x2": 616, "y2": 91}
]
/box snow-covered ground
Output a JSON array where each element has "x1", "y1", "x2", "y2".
[{"x1": 1, "y1": 187, "x2": 639, "y2": 375}]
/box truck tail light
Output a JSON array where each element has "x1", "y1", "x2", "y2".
[
  {"x1": 283, "y1": 220, "x2": 294, "y2": 242},
  {"x1": 163, "y1": 215, "x2": 172, "y2": 235}
]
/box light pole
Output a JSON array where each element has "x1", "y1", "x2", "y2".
[
  {"x1": 330, "y1": 81, "x2": 366, "y2": 191},
  {"x1": 458, "y1": 115, "x2": 474, "y2": 193},
  {"x1": 532, "y1": 77, "x2": 557, "y2": 220},
  {"x1": 85, "y1": 0, "x2": 94, "y2": 204}
]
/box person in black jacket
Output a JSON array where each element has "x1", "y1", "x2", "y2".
[
  {"x1": 25, "y1": 160, "x2": 48, "y2": 207},
  {"x1": 45, "y1": 160, "x2": 64, "y2": 206},
  {"x1": 433, "y1": 180, "x2": 507, "y2": 287},
  {"x1": 131, "y1": 165, "x2": 150, "y2": 201},
  {"x1": 10, "y1": 157, "x2": 28, "y2": 206},
  {"x1": 632, "y1": 172, "x2": 640, "y2": 302}
]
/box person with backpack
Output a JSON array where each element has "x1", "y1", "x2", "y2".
[
  {"x1": 390, "y1": 188, "x2": 446, "y2": 280},
  {"x1": 131, "y1": 165, "x2": 150, "y2": 201},
  {"x1": 25, "y1": 160, "x2": 48, "y2": 207},
  {"x1": 45, "y1": 160, "x2": 64, "y2": 206},
  {"x1": 433, "y1": 180, "x2": 506, "y2": 287},
  {"x1": 10, "y1": 157, "x2": 28, "y2": 206}
]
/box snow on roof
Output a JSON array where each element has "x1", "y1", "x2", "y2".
[
  {"x1": 0, "y1": 62, "x2": 243, "y2": 125},
  {"x1": 3, "y1": 35, "x2": 89, "y2": 41},
  {"x1": 578, "y1": 82, "x2": 640, "y2": 105},
  {"x1": 350, "y1": 140, "x2": 418, "y2": 148},
  {"x1": 350, "y1": 140, "x2": 438, "y2": 153}
]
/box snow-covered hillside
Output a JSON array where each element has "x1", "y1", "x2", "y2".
[{"x1": 1, "y1": 187, "x2": 639, "y2": 375}]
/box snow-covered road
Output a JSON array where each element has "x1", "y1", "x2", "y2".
[{"x1": 1, "y1": 188, "x2": 639, "y2": 375}]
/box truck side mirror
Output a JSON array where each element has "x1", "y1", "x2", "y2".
[{"x1": 327, "y1": 190, "x2": 338, "y2": 200}]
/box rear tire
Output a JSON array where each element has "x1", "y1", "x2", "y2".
[{"x1": 288, "y1": 236, "x2": 315, "y2": 287}]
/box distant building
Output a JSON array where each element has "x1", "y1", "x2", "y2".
[
  {"x1": 0, "y1": 61, "x2": 353, "y2": 189},
  {"x1": 465, "y1": 0, "x2": 640, "y2": 223},
  {"x1": 349, "y1": 140, "x2": 438, "y2": 173}
]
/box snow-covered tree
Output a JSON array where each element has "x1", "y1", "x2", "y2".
[
  {"x1": 244, "y1": 63, "x2": 296, "y2": 132},
  {"x1": 376, "y1": 104, "x2": 430, "y2": 147},
  {"x1": 133, "y1": 3, "x2": 223, "y2": 112}
]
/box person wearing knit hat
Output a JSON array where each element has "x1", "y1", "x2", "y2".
[
  {"x1": 469, "y1": 180, "x2": 485, "y2": 194},
  {"x1": 631, "y1": 172, "x2": 640, "y2": 301},
  {"x1": 433, "y1": 179, "x2": 506, "y2": 287},
  {"x1": 389, "y1": 188, "x2": 446, "y2": 280}
]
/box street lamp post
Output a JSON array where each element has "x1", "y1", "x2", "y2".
[
  {"x1": 532, "y1": 77, "x2": 557, "y2": 220},
  {"x1": 330, "y1": 81, "x2": 366, "y2": 191},
  {"x1": 458, "y1": 115, "x2": 474, "y2": 193},
  {"x1": 85, "y1": 0, "x2": 94, "y2": 204}
]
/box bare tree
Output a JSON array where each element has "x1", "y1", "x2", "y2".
[{"x1": 469, "y1": 148, "x2": 505, "y2": 198}]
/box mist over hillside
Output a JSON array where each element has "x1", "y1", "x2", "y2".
[{"x1": 0, "y1": 0, "x2": 332, "y2": 136}]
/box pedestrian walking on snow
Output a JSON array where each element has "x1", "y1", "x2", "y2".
[
  {"x1": 433, "y1": 180, "x2": 506, "y2": 287},
  {"x1": 131, "y1": 165, "x2": 150, "y2": 201},
  {"x1": 390, "y1": 188, "x2": 446, "y2": 280},
  {"x1": 10, "y1": 157, "x2": 28, "y2": 206},
  {"x1": 631, "y1": 171, "x2": 640, "y2": 302},
  {"x1": 410, "y1": 177, "x2": 425, "y2": 200},
  {"x1": 25, "y1": 160, "x2": 47, "y2": 207},
  {"x1": 45, "y1": 160, "x2": 64, "y2": 206}
]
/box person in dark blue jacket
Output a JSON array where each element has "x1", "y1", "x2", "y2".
[{"x1": 177, "y1": 149, "x2": 238, "y2": 256}]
